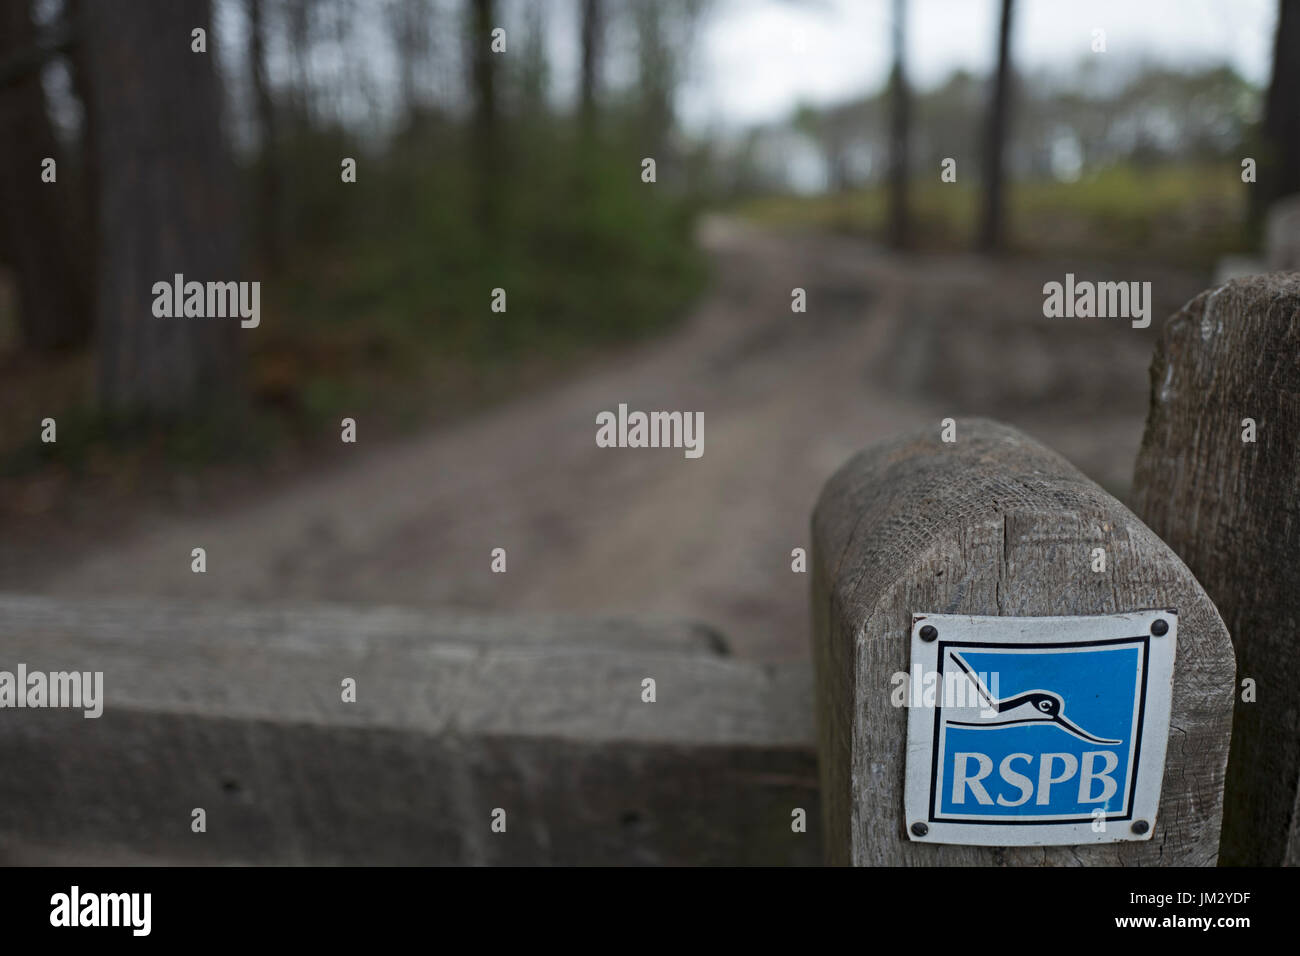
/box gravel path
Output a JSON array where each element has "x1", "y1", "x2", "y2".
[{"x1": 30, "y1": 218, "x2": 1206, "y2": 658}]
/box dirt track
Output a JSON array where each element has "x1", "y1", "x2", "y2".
[{"x1": 28, "y1": 219, "x2": 1209, "y2": 658}]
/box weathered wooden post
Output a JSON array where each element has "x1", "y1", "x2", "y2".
[
  {"x1": 0, "y1": 595, "x2": 820, "y2": 865},
  {"x1": 1131, "y1": 273, "x2": 1300, "y2": 866},
  {"x1": 811, "y1": 419, "x2": 1235, "y2": 865}
]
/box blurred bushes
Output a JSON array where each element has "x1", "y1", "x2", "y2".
[
  {"x1": 738, "y1": 162, "x2": 1247, "y2": 270},
  {"x1": 3, "y1": 117, "x2": 707, "y2": 477},
  {"x1": 255, "y1": 118, "x2": 707, "y2": 420}
]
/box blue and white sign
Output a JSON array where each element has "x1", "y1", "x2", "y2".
[{"x1": 904, "y1": 611, "x2": 1177, "y2": 846}]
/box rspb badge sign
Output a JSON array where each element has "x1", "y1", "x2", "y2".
[{"x1": 903, "y1": 611, "x2": 1176, "y2": 846}]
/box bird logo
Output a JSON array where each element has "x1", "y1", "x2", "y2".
[{"x1": 945, "y1": 651, "x2": 1122, "y2": 746}]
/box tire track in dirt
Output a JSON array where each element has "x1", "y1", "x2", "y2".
[{"x1": 32, "y1": 218, "x2": 1193, "y2": 658}]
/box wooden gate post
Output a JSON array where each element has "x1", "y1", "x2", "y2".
[
  {"x1": 810, "y1": 418, "x2": 1235, "y2": 865},
  {"x1": 1131, "y1": 273, "x2": 1300, "y2": 866}
]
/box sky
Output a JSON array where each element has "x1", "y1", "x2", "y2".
[
  {"x1": 671, "y1": 0, "x2": 1278, "y2": 132},
  {"x1": 185, "y1": 0, "x2": 1281, "y2": 146}
]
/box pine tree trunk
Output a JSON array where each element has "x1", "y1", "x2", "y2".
[
  {"x1": 579, "y1": 0, "x2": 601, "y2": 136},
  {"x1": 886, "y1": 0, "x2": 910, "y2": 250},
  {"x1": 247, "y1": 0, "x2": 282, "y2": 268},
  {"x1": 82, "y1": 0, "x2": 241, "y2": 416},
  {"x1": 469, "y1": 0, "x2": 499, "y2": 234},
  {"x1": 0, "y1": 0, "x2": 91, "y2": 351},
  {"x1": 978, "y1": 0, "x2": 1014, "y2": 253}
]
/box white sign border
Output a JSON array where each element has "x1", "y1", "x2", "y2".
[{"x1": 903, "y1": 610, "x2": 1177, "y2": 847}]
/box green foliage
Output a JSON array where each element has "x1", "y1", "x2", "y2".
[
  {"x1": 736, "y1": 163, "x2": 1247, "y2": 269},
  {"x1": 1, "y1": 401, "x2": 285, "y2": 478},
  {"x1": 0, "y1": 119, "x2": 706, "y2": 480},
  {"x1": 267, "y1": 121, "x2": 704, "y2": 388}
]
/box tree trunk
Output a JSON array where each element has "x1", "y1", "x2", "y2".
[
  {"x1": 633, "y1": 0, "x2": 673, "y2": 160},
  {"x1": 468, "y1": 0, "x2": 498, "y2": 233},
  {"x1": 391, "y1": 0, "x2": 417, "y2": 116},
  {"x1": 886, "y1": 0, "x2": 910, "y2": 250},
  {"x1": 579, "y1": 0, "x2": 601, "y2": 136},
  {"x1": 286, "y1": 0, "x2": 311, "y2": 129},
  {"x1": 977, "y1": 0, "x2": 1014, "y2": 253},
  {"x1": 1252, "y1": 0, "x2": 1300, "y2": 228},
  {"x1": 82, "y1": 0, "x2": 241, "y2": 416},
  {"x1": 67, "y1": 0, "x2": 99, "y2": 320},
  {"x1": 247, "y1": 0, "x2": 283, "y2": 268},
  {"x1": 0, "y1": 0, "x2": 91, "y2": 351}
]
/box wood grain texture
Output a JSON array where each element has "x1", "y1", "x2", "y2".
[
  {"x1": 0, "y1": 595, "x2": 816, "y2": 865},
  {"x1": 1131, "y1": 273, "x2": 1300, "y2": 866},
  {"x1": 811, "y1": 418, "x2": 1235, "y2": 865}
]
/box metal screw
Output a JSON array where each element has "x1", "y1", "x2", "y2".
[
  {"x1": 919, "y1": 625, "x2": 938, "y2": 643},
  {"x1": 911, "y1": 822, "x2": 929, "y2": 837},
  {"x1": 1150, "y1": 619, "x2": 1169, "y2": 637},
  {"x1": 1131, "y1": 820, "x2": 1150, "y2": 835}
]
